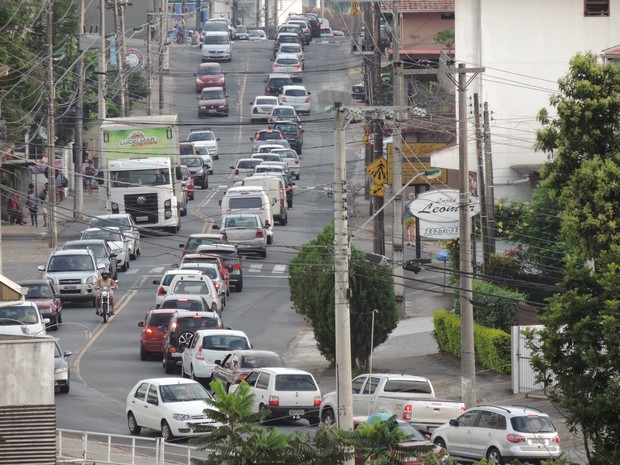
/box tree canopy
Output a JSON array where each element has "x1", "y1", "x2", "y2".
[{"x1": 289, "y1": 223, "x2": 399, "y2": 370}]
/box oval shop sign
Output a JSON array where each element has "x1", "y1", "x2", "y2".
[{"x1": 409, "y1": 189, "x2": 480, "y2": 223}]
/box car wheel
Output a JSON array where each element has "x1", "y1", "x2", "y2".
[
  {"x1": 267, "y1": 235, "x2": 273, "y2": 245},
  {"x1": 161, "y1": 420, "x2": 174, "y2": 442},
  {"x1": 433, "y1": 437, "x2": 446, "y2": 450},
  {"x1": 260, "y1": 250, "x2": 267, "y2": 258},
  {"x1": 91, "y1": 297, "x2": 97, "y2": 308},
  {"x1": 140, "y1": 344, "x2": 148, "y2": 361},
  {"x1": 137, "y1": 247, "x2": 141, "y2": 257},
  {"x1": 235, "y1": 280, "x2": 243, "y2": 292},
  {"x1": 486, "y1": 447, "x2": 504, "y2": 465},
  {"x1": 50, "y1": 314, "x2": 59, "y2": 330},
  {"x1": 321, "y1": 408, "x2": 336, "y2": 427},
  {"x1": 58, "y1": 310, "x2": 63, "y2": 324},
  {"x1": 120, "y1": 259, "x2": 128, "y2": 272},
  {"x1": 128, "y1": 412, "x2": 142, "y2": 435},
  {"x1": 164, "y1": 356, "x2": 174, "y2": 374},
  {"x1": 181, "y1": 207, "x2": 187, "y2": 217},
  {"x1": 130, "y1": 252, "x2": 137, "y2": 260},
  {"x1": 59, "y1": 381, "x2": 70, "y2": 394}
]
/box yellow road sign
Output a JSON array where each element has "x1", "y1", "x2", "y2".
[
  {"x1": 370, "y1": 183, "x2": 385, "y2": 197},
  {"x1": 350, "y1": 2, "x2": 361, "y2": 16},
  {"x1": 365, "y1": 157, "x2": 388, "y2": 185}
]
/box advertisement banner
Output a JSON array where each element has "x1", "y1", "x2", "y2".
[
  {"x1": 418, "y1": 219, "x2": 460, "y2": 239},
  {"x1": 103, "y1": 127, "x2": 175, "y2": 161},
  {"x1": 410, "y1": 189, "x2": 480, "y2": 223}
]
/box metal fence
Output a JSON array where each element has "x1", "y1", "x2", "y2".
[{"x1": 56, "y1": 429, "x2": 204, "y2": 465}]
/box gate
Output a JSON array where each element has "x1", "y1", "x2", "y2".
[{"x1": 511, "y1": 324, "x2": 548, "y2": 395}]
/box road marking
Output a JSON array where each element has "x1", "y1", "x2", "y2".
[
  {"x1": 151, "y1": 266, "x2": 166, "y2": 274},
  {"x1": 272, "y1": 264, "x2": 286, "y2": 273},
  {"x1": 125, "y1": 268, "x2": 139, "y2": 275},
  {"x1": 247, "y1": 264, "x2": 263, "y2": 273}
]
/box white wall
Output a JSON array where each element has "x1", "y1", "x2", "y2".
[{"x1": 435, "y1": 0, "x2": 620, "y2": 200}]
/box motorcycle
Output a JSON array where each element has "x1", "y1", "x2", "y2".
[{"x1": 98, "y1": 285, "x2": 113, "y2": 323}]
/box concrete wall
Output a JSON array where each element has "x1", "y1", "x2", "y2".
[{"x1": 400, "y1": 13, "x2": 454, "y2": 50}]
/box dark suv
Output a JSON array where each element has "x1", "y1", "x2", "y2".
[
  {"x1": 272, "y1": 121, "x2": 304, "y2": 154},
  {"x1": 265, "y1": 74, "x2": 293, "y2": 96},
  {"x1": 180, "y1": 155, "x2": 208, "y2": 189},
  {"x1": 162, "y1": 310, "x2": 224, "y2": 373}
]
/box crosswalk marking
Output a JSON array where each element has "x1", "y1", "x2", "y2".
[
  {"x1": 272, "y1": 264, "x2": 286, "y2": 273},
  {"x1": 247, "y1": 264, "x2": 264, "y2": 273},
  {"x1": 133, "y1": 264, "x2": 289, "y2": 277}
]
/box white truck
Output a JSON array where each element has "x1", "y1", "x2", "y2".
[
  {"x1": 319, "y1": 373, "x2": 465, "y2": 433},
  {"x1": 100, "y1": 115, "x2": 183, "y2": 234},
  {"x1": 236, "y1": 175, "x2": 288, "y2": 226}
]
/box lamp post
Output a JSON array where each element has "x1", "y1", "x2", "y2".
[{"x1": 368, "y1": 308, "x2": 379, "y2": 376}]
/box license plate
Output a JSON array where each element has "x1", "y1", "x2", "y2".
[
  {"x1": 64, "y1": 286, "x2": 77, "y2": 290},
  {"x1": 289, "y1": 409, "x2": 304, "y2": 416},
  {"x1": 136, "y1": 216, "x2": 148, "y2": 222},
  {"x1": 208, "y1": 109, "x2": 217, "y2": 113}
]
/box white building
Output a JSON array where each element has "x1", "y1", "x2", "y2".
[{"x1": 432, "y1": 0, "x2": 620, "y2": 200}]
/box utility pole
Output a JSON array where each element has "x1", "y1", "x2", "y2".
[
  {"x1": 73, "y1": 0, "x2": 85, "y2": 220},
  {"x1": 391, "y1": 0, "x2": 405, "y2": 317},
  {"x1": 158, "y1": 1, "x2": 165, "y2": 114},
  {"x1": 98, "y1": 0, "x2": 107, "y2": 121},
  {"x1": 146, "y1": 12, "x2": 152, "y2": 116},
  {"x1": 47, "y1": 0, "x2": 57, "y2": 249},
  {"x1": 483, "y1": 101, "x2": 496, "y2": 256},
  {"x1": 334, "y1": 102, "x2": 353, "y2": 440},
  {"x1": 114, "y1": 0, "x2": 127, "y2": 117},
  {"x1": 473, "y1": 93, "x2": 490, "y2": 268},
  {"x1": 451, "y1": 62, "x2": 483, "y2": 408},
  {"x1": 372, "y1": 2, "x2": 384, "y2": 256},
  {"x1": 196, "y1": 0, "x2": 202, "y2": 31}
]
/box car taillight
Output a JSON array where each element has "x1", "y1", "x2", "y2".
[
  {"x1": 506, "y1": 434, "x2": 526, "y2": 443},
  {"x1": 294, "y1": 64, "x2": 301, "y2": 69},
  {"x1": 552, "y1": 436, "x2": 561, "y2": 443},
  {"x1": 167, "y1": 347, "x2": 176, "y2": 354},
  {"x1": 157, "y1": 287, "x2": 166, "y2": 296},
  {"x1": 313, "y1": 397, "x2": 322, "y2": 406},
  {"x1": 269, "y1": 395, "x2": 279, "y2": 406},
  {"x1": 295, "y1": 159, "x2": 299, "y2": 164},
  {"x1": 274, "y1": 64, "x2": 281, "y2": 68},
  {"x1": 256, "y1": 229, "x2": 265, "y2": 238},
  {"x1": 239, "y1": 373, "x2": 248, "y2": 382},
  {"x1": 304, "y1": 96, "x2": 310, "y2": 103},
  {"x1": 196, "y1": 346, "x2": 204, "y2": 360},
  {"x1": 233, "y1": 263, "x2": 241, "y2": 270},
  {"x1": 214, "y1": 281, "x2": 221, "y2": 289},
  {"x1": 403, "y1": 404, "x2": 412, "y2": 421},
  {"x1": 221, "y1": 231, "x2": 228, "y2": 241},
  {"x1": 235, "y1": 169, "x2": 239, "y2": 175}
]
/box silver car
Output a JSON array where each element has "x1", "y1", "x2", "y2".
[
  {"x1": 81, "y1": 227, "x2": 131, "y2": 271},
  {"x1": 88, "y1": 214, "x2": 141, "y2": 260},
  {"x1": 54, "y1": 340, "x2": 71, "y2": 393},
  {"x1": 431, "y1": 405, "x2": 561, "y2": 464},
  {"x1": 216, "y1": 213, "x2": 268, "y2": 258}
]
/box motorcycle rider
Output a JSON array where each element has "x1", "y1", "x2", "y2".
[{"x1": 95, "y1": 271, "x2": 118, "y2": 316}]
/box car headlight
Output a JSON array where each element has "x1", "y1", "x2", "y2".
[
  {"x1": 197, "y1": 169, "x2": 204, "y2": 176},
  {"x1": 55, "y1": 367, "x2": 68, "y2": 374},
  {"x1": 172, "y1": 414, "x2": 191, "y2": 421},
  {"x1": 86, "y1": 275, "x2": 97, "y2": 285}
]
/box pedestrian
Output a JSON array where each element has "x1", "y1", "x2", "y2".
[
  {"x1": 403, "y1": 193, "x2": 416, "y2": 246},
  {"x1": 7, "y1": 192, "x2": 25, "y2": 225},
  {"x1": 26, "y1": 183, "x2": 38, "y2": 227},
  {"x1": 55, "y1": 170, "x2": 68, "y2": 202},
  {"x1": 39, "y1": 183, "x2": 49, "y2": 227},
  {"x1": 83, "y1": 159, "x2": 97, "y2": 194},
  {"x1": 469, "y1": 173, "x2": 478, "y2": 196}
]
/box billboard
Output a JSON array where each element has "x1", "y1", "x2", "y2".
[
  {"x1": 386, "y1": 142, "x2": 448, "y2": 186},
  {"x1": 103, "y1": 127, "x2": 175, "y2": 161}
]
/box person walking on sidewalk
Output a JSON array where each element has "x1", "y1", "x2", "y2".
[
  {"x1": 83, "y1": 159, "x2": 97, "y2": 194},
  {"x1": 55, "y1": 170, "x2": 68, "y2": 202},
  {"x1": 7, "y1": 192, "x2": 25, "y2": 225},
  {"x1": 39, "y1": 183, "x2": 49, "y2": 227},
  {"x1": 403, "y1": 193, "x2": 416, "y2": 246},
  {"x1": 26, "y1": 183, "x2": 38, "y2": 227}
]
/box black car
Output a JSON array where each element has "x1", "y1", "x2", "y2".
[
  {"x1": 271, "y1": 121, "x2": 304, "y2": 154},
  {"x1": 180, "y1": 155, "x2": 208, "y2": 189},
  {"x1": 265, "y1": 73, "x2": 293, "y2": 96}
]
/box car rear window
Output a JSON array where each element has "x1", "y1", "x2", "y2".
[
  {"x1": 172, "y1": 281, "x2": 211, "y2": 295},
  {"x1": 148, "y1": 313, "x2": 173, "y2": 327},
  {"x1": 202, "y1": 335, "x2": 249, "y2": 350},
  {"x1": 161, "y1": 299, "x2": 204, "y2": 311},
  {"x1": 198, "y1": 66, "x2": 221, "y2": 75},
  {"x1": 285, "y1": 89, "x2": 306, "y2": 97},
  {"x1": 178, "y1": 316, "x2": 219, "y2": 330},
  {"x1": 228, "y1": 197, "x2": 264, "y2": 209},
  {"x1": 242, "y1": 355, "x2": 286, "y2": 368},
  {"x1": 277, "y1": 58, "x2": 298, "y2": 65},
  {"x1": 383, "y1": 379, "x2": 433, "y2": 394},
  {"x1": 238, "y1": 160, "x2": 262, "y2": 169},
  {"x1": 275, "y1": 374, "x2": 317, "y2": 391},
  {"x1": 510, "y1": 415, "x2": 556, "y2": 433},
  {"x1": 269, "y1": 78, "x2": 292, "y2": 87}
]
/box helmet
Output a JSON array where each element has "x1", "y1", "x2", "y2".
[{"x1": 101, "y1": 271, "x2": 109, "y2": 278}]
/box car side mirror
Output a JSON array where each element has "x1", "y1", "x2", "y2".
[
  {"x1": 215, "y1": 359, "x2": 222, "y2": 366},
  {"x1": 229, "y1": 166, "x2": 235, "y2": 169},
  {"x1": 64, "y1": 351, "x2": 72, "y2": 357},
  {"x1": 307, "y1": 92, "x2": 311, "y2": 95},
  {"x1": 212, "y1": 224, "x2": 220, "y2": 230},
  {"x1": 218, "y1": 199, "x2": 222, "y2": 206},
  {"x1": 138, "y1": 321, "x2": 145, "y2": 327},
  {"x1": 37, "y1": 265, "x2": 45, "y2": 272},
  {"x1": 179, "y1": 243, "x2": 185, "y2": 248},
  {"x1": 153, "y1": 279, "x2": 161, "y2": 285}
]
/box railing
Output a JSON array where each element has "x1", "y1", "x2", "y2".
[{"x1": 56, "y1": 429, "x2": 204, "y2": 465}]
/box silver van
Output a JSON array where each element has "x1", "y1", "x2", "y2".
[{"x1": 202, "y1": 32, "x2": 232, "y2": 62}]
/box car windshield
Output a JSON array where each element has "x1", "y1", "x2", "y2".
[
  {"x1": 204, "y1": 22, "x2": 228, "y2": 32},
  {"x1": 181, "y1": 157, "x2": 202, "y2": 167},
  {"x1": 48, "y1": 255, "x2": 94, "y2": 272},
  {"x1": 510, "y1": 415, "x2": 556, "y2": 433},
  {"x1": 198, "y1": 66, "x2": 221, "y2": 76},
  {"x1": 185, "y1": 237, "x2": 222, "y2": 252},
  {"x1": 172, "y1": 281, "x2": 211, "y2": 296},
  {"x1": 111, "y1": 169, "x2": 169, "y2": 187},
  {"x1": 235, "y1": 26, "x2": 247, "y2": 33},
  {"x1": 237, "y1": 160, "x2": 262, "y2": 169},
  {"x1": 201, "y1": 90, "x2": 225, "y2": 99},
  {"x1": 0, "y1": 305, "x2": 39, "y2": 324},
  {"x1": 65, "y1": 243, "x2": 107, "y2": 259},
  {"x1": 225, "y1": 216, "x2": 259, "y2": 228},
  {"x1": 194, "y1": 146, "x2": 210, "y2": 155},
  {"x1": 281, "y1": 46, "x2": 299, "y2": 53},
  {"x1": 275, "y1": 374, "x2": 317, "y2": 391},
  {"x1": 90, "y1": 218, "x2": 131, "y2": 231},
  {"x1": 202, "y1": 335, "x2": 249, "y2": 350},
  {"x1": 159, "y1": 382, "x2": 211, "y2": 402},
  {"x1": 180, "y1": 146, "x2": 195, "y2": 155},
  {"x1": 83, "y1": 230, "x2": 123, "y2": 242},
  {"x1": 188, "y1": 132, "x2": 215, "y2": 142},
  {"x1": 204, "y1": 34, "x2": 229, "y2": 44},
  {"x1": 242, "y1": 354, "x2": 285, "y2": 368},
  {"x1": 228, "y1": 197, "x2": 263, "y2": 209},
  {"x1": 23, "y1": 283, "x2": 53, "y2": 299},
  {"x1": 274, "y1": 150, "x2": 297, "y2": 159}
]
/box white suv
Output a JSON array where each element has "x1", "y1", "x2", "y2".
[
  {"x1": 187, "y1": 129, "x2": 220, "y2": 159},
  {"x1": 168, "y1": 274, "x2": 223, "y2": 313},
  {"x1": 231, "y1": 367, "x2": 322, "y2": 425},
  {"x1": 431, "y1": 405, "x2": 561, "y2": 464},
  {"x1": 38, "y1": 249, "x2": 103, "y2": 306}
]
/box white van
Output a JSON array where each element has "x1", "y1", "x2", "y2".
[
  {"x1": 221, "y1": 186, "x2": 274, "y2": 243},
  {"x1": 238, "y1": 175, "x2": 287, "y2": 225},
  {"x1": 202, "y1": 32, "x2": 232, "y2": 62}
]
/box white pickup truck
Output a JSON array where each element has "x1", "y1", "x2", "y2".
[{"x1": 319, "y1": 373, "x2": 465, "y2": 433}]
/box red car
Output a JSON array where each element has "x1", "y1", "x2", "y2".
[
  {"x1": 20, "y1": 279, "x2": 62, "y2": 329},
  {"x1": 138, "y1": 309, "x2": 175, "y2": 361},
  {"x1": 194, "y1": 62, "x2": 226, "y2": 92}
]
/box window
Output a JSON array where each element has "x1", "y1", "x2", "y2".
[
  {"x1": 351, "y1": 377, "x2": 366, "y2": 394},
  {"x1": 457, "y1": 410, "x2": 479, "y2": 427},
  {"x1": 585, "y1": 0, "x2": 609, "y2": 15},
  {"x1": 146, "y1": 385, "x2": 159, "y2": 405},
  {"x1": 256, "y1": 372, "x2": 270, "y2": 389},
  {"x1": 135, "y1": 383, "x2": 149, "y2": 401}
]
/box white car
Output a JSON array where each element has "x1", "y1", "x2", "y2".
[
  {"x1": 178, "y1": 262, "x2": 227, "y2": 307},
  {"x1": 230, "y1": 367, "x2": 321, "y2": 425},
  {"x1": 250, "y1": 96, "x2": 280, "y2": 122},
  {"x1": 271, "y1": 148, "x2": 301, "y2": 179},
  {"x1": 0, "y1": 302, "x2": 48, "y2": 336},
  {"x1": 168, "y1": 274, "x2": 224, "y2": 312},
  {"x1": 88, "y1": 214, "x2": 141, "y2": 260},
  {"x1": 230, "y1": 158, "x2": 263, "y2": 181},
  {"x1": 192, "y1": 144, "x2": 214, "y2": 174},
  {"x1": 187, "y1": 129, "x2": 220, "y2": 159},
  {"x1": 255, "y1": 161, "x2": 290, "y2": 175},
  {"x1": 181, "y1": 329, "x2": 252, "y2": 381},
  {"x1": 268, "y1": 105, "x2": 301, "y2": 125},
  {"x1": 80, "y1": 227, "x2": 131, "y2": 271},
  {"x1": 126, "y1": 377, "x2": 221, "y2": 441},
  {"x1": 277, "y1": 43, "x2": 304, "y2": 64},
  {"x1": 251, "y1": 146, "x2": 285, "y2": 158},
  {"x1": 279, "y1": 85, "x2": 311, "y2": 114},
  {"x1": 253, "y1": 163, "x2": 289, "y2": 177},
  {"x1": 272, "y1": 54, "x2": 303, "y2": 81},
  {"x1": 153, "y1": 269, "x2": 204, "y2": 306},
  {"x1": 248, "y1": 29, "x2": 267, "y2": 40}
]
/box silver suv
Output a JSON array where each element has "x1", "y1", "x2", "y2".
[
  {"x1": 431, "y1": 405, "x2": 561, "y2": 464},
  {"x1": 38, "y1": 249, "x2": 104, "y2": 306}
]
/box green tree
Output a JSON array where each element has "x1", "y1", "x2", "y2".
[
  {"x1": 528, "y1": 248, "x2": 620, "y2": 465},
  {"x1": 289, "y1": 224, "x2": 398, "y2": 370}
]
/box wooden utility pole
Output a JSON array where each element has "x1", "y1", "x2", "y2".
[
  {"x1": 474, "y1": 93, "x2": 491, "y2": 268},
  {"x1": 372, "y1": 2, "x2": 384, "y2": 256},
  {"x1": 483, "y1": 101, "x2": 496, "y2": 256},
  {"x1": 73, "y1": 0, "x2": 85, "y2": 220},
  {"x1": 47, "y1": 0, "x2": 57, "y2": 249}
]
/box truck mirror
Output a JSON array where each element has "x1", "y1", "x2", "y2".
[{"x1": 175, "y1": 166, "x2": 182, "y2": 179}]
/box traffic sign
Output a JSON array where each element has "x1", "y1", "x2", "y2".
[
  {"x1": 350, "y1": 2, "x2": 361, "y2": 15},
  {"x1": 367, "y1": 132, "x2": 375, "y2": 145},
  {"x1": 366, "y1": 157, "x2": 388, "y2": 185},
  {"x1": 370, "y1": 183, "x2": 385, "y2": 197}
]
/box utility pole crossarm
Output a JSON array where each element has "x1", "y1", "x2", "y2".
[{"x1": 446, "y1": 65, "x2": 485, "y2": 89}]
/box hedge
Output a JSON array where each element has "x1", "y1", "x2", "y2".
[{"x1": 433, "y1": 309, "x2": 511, "y2": 375}]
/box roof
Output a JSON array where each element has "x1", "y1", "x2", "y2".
[
  {"x1": 253, "y1": 367, "x2": 313, "y2": 375},
  {"x1": 511, "y1": 164, "x2": 542, "y2": 176},
  {"x1": 380, "y1": 0, "x2": 454, "y2": 13},
  {"x1": 602, "y1": 44, "x2": 620, "y2": 57},
  {"x1": 140, "y1": 377, "x2": 198, "y2": 385}
]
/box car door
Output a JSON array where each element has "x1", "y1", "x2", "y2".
[
  {"x1": 444, "y1": 410, "x2": 480, "y2": 457},
  {"x1": 130, "y1": 382, "x2": 151, "y2": 427},
  {"x1": 142, "y1": 384, "x2": 162, "y2": 430},
  {"x1": 350, "y1": 375, "x2": 369, "y2": 416},
  {"x1": 469, "y1": 410, "x2": 504, "y2": 459},
  {"x1": 182, "y1": 332, "x2": 201, "y2": 376},
  {"x1": 251, "y1": 371, "x2": 271, "y2": 412}
]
